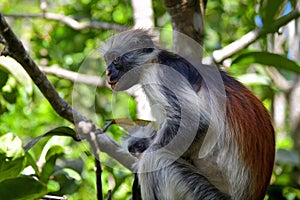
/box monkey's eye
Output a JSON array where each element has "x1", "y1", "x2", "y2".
[
  {"x1": 113, "y1": 56, "x2": 120, "y2": 62},
  {"x1": 112, "y1": 56, "x2": 121, "y2": 66}
]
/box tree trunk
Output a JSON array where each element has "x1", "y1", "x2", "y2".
[
  {"x1": 163, "y1": 0, "x2": 207, "y2": 58},
  {"x1": 289, "y1": 0, "x2": 300, "y2": 153},
  {"x1": 130, "y1": 0, "x2": 155, "y2": 120},
  {"x1": 286, "y1": 0, "x2": 300, "y2": 187},
  {"x1": 131, "y1": 0, "x2": 154, "y2": 29}
]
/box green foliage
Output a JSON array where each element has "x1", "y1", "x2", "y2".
[
  {"x1": 0, "y1": 69, "x2": 8, "y2": 89},
  {"x1": 0, "y1": 177, "x2": 48, "y2": 200},
  {"x1": 0, "y1": 133, "x2": 48, "y2": 199},
  {"x1": 40, "y1": 145, "x2": 65, "y2": 183},
  {"x1": 259, "y1": 0, "x2": 287, "y2": 26},
  {"x1": 23, "y1": 126, "x2": 80, "y2": 152},
  {"x1": 232, "y1": 51, "x2": 300, "y2": 73},
  {"x1": 269, "y1": 149, "x2": 300, "y2": 200},
  {"x1": 204, "y1": 0, "x2": 257, "y2": 52},
  {"x1": 0, "y1": 133, "x2": 26, "y2": 183},
  {"x1": 2, "y1": 0, "x2": 135, "y2": 199}
]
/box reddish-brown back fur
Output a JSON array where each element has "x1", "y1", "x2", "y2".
[{"x1": 223, "y1": 72, "x2": 275, "y2": 200}]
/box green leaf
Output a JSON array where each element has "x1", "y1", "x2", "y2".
[
  {"x1": 62, "y1": 168, "x2": 82, "y2": 182},
  {"x1": 260, "y1": 0, "x2": 286, "y2": 26},
  {"x1": 0, "y1": 156, "x2": 26, "y2": 183},
  {"x1": 25, "y1": 152, "x2": 40, "y2": 176},
  {"x1": 0, "y1": 56, "x2": 32, "y2": 94},
  {"x1": 232, "y1": 51, "x2": 300, "y2": 73},
  {"x1": 0, "y1": 176, "x2": 48, "y2": 200},
  {"x1": 40, "y1": 146, "x2": 64, "y2": 183},
  {"x1": 45, "y1": 127, "x2": 80, "y2": 142},
  {"x1": 0, "y1": 69, "x2": 8, "y2": 88},
  {"x1": 2, "y1": 88, "x2": 18, "y2": 104},
  {"x1": 23, "y1": 126, "x2": 80, "y2": 152},
  {"x1": 52, "y1": 169, "x2": 80, "y2": 195},
  {"x1": 47, "y1": 180, "x2": 60, "y2": 192},
  {"x1": 45, "y1": 145, "x2": 64, "y2": 161},
  {"x1": 0, "y1": 133, "x2": 26, "y2": 182},
  {"x1": 0, "y1": 133, "x2": 24, "y2": 158}
]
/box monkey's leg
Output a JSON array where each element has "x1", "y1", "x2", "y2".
[{"x1": 138, "y1": 150, "x2": 230, "y2": 200}]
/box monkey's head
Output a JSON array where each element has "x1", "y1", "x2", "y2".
[
  {"x1": 121, "y1": 124, "x2": 156, "y2": 158},
  {"x1": 127, "y1": 137, "x2": 152, "y2": 158},
  {"x1": 102, "y1": 29, "x2": 158, "y2": 91}
]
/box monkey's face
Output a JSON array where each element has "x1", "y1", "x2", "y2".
[
  {"x1": 102, "y1": 29, "x2": 157, "y2": 91},
  {"x1": 104, "y1": 49, "x2": 130, "y2": 90},
  {"x1": 127, "y1": 137, "x2": 151, "y2": 158},
  {"x1": 104, "y1": 48, "x2": 156, "y2": 91}
]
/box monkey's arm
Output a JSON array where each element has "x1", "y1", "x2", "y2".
[{"x1": 131, "y1": 173, "x2": 142, "y2": 200}]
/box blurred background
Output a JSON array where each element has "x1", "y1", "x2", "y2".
[{"x1": 0, "y1": 0, "x2": 300, "y2": 199}]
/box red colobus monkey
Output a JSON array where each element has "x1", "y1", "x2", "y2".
[{"x1": 102, "y1": 29, "x2": 275, "y2": 200}]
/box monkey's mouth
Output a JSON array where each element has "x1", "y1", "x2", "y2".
[{"x1": 108, "y1": 80, "x2": 118, "y2": 89}]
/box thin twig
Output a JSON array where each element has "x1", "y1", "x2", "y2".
[
  {"x1": 95, "y1": 157, "x2": 103, "y2": 200},
  {"x1": 40, "y1": 65, "x2": 107, "y2": 88},
  {"x1": 76, "y1": 121, "x2": 105, "y2": 200},
  {"x1": 40, "y1": 65, "x2": 139, "y2": 98},
  {"x1": 107, "y1": 190, "x2": 112, "y2": 200},
  {"x1": 42, "y1": 195, "x2": 68, "y2": 200},
  {"x1": 3, "y1": 13, "x2": 128, "y2": 31}
]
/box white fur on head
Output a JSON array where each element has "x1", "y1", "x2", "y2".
[{"x1": 100, "y1": 29, "x2": 157, "y2": 63}]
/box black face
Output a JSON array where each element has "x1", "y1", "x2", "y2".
[
  {"x1": 127, "y1": 137, "x2": 151, "y2": 157},
  {"x1": 105, "y1": 48, "x2": 155, "y2": 91},
  {"x1": 105, "y1": 54, "x2": 126, "y2": 89}
]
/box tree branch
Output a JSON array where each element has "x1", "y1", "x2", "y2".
[
  {"x1": 203, "y1": 9, "x2": 300, "y2": 65},
  {"x1": 0, "y1": 13, "x2": 135, "y2": 171},
  {"x1": 265, "y1": 67, "x2": 292, "y2": 92},
  {"x1": 3, "y1": 13, "x2": 128, "y2": 31},
  {"x1": 0, "y1": 15, "x2": 76, "y2": 123},
  {"x1": 40, "y1": 65, "x2": 107, "y2": 88},
  {"x1": 40, "y1": 65, "x2": 140, "y2": 99}
]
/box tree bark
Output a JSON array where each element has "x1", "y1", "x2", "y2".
[
  {"x1": 131, "y1": 0, "x2": 154, "y2": 29},
  {"x1": 130, "y1": 0, "x2": 155, "y2": 120},
  {"x1": 163, "y1": 0, "x2": 206, "y2": 57}
]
